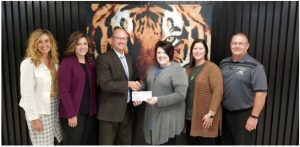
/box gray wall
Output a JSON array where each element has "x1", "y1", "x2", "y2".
[{"x1": 2, "y1": 1, "x2": 298, "y2": 145}]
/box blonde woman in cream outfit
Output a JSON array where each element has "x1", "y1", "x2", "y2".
[{"x1": 19, "y1": 29, "x2": 63, "y2": 145}]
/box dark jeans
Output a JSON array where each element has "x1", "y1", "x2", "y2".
[
  {"x1": 221, "y1": 107, "x2": 256, "y2": 145},
  {"x1": 60, "y1": 115, "x2": 98, "y2": 145},
  {"x1": 185, "y1": 120, "x2": 216, "y2": 145}
]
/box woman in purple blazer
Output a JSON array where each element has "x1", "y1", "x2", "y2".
[{"x1": 58, "y1": 31, "x2": 97, "y2": 145}]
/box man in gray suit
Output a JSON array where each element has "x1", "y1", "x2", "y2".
[{"x1": 96, "y1": 27, "x2": 141, "y2": 145}]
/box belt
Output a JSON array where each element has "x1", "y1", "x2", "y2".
[{"x1": 223, "y1": 107, "x2": 252, "y2": 113}]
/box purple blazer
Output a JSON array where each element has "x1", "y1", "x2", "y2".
[{"x1": 58, "y1": 55, "x2": 97, "y2": 118}]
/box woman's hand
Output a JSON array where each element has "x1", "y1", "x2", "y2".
[
  {"x1": 202, "y1": 113, "x2": 214, "y2": 129},
  {"x1": 32, "y1": 119, "x2": 43, "y2": 132},
  {"x1": 68, "y1": 116, "x2": 77, "y2": 128},
  {"x1": 146, "y1": 97, "x2": 158, "y2": 105}
]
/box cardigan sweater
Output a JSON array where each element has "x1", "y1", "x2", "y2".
[
  {"x1": 186, "y1": 61, "x2": 223, "y2": 137},
  {"x1": 144, "y1": 61, "x2": 188, "y2": 145}
]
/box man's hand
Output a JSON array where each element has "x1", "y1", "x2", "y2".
[
  {"x1": 133, "y1": 100, "x2": 143, "y2": 106},
  {"x1": 128, "y1": 81, "x2": 141, "y2": 91},
  {"x1": 245, "y1": 116, "x2": 258, "y2": 131}
]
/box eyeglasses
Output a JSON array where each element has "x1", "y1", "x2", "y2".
[
  {"x1": 231, "y1": 42, "x2": 248, "y2": 46},
  {"x1": 112, "y1": 36, "x2": 128, "y2": 41}
]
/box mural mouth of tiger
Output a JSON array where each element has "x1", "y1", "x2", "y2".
[{"x1": 87, "y1": 3, "x2": 211, "y2": 79}]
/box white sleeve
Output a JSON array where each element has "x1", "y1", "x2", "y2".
[{"x1": 19, "y1": 59, "x2": 39, "y2": 121}]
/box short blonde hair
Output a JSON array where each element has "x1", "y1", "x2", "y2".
[{"x1": 24, "y1": 29, "x2": 59, "y2": 67}]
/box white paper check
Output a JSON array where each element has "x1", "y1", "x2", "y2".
[{"x1": 132, "y1": 91, "x2": 152, "y2": 101}]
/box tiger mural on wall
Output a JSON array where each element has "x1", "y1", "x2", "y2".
[{"x1": 87, "y1": 3, "x2": 211, "y2": 80}]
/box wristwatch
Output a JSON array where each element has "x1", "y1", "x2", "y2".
[
  {"x1": 250, "y1": 114, "x2": 259, "y2": 119},
  {"x1": 209, "y1": 114, "x2": 214, "y2": 118}
]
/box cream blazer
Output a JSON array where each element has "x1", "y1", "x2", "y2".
[{"x1": 19, "y1": 58, "x2": 58, "y2": 121}]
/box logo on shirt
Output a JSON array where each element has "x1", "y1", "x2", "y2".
[{"x1": 236, "y1": 67, "x2": 246, "y2": 75}]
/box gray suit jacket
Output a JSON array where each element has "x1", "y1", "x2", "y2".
[{"x1": 96, "y1": 49, "x2": 139, "y2": 122}]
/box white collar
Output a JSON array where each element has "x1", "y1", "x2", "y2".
[{"x1": 113, "y1": 48, "x2": 125, "y2": 58}]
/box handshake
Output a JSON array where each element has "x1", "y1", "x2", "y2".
[
  {"x1": 128, "y1": 80, "x2": 142, "y2": 91},
  {"x1": 127, "y1": 81, "x2": 158, "y2": 106}
]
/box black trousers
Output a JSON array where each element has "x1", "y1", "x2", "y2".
[
  {"x1": 185, "y1": 120, "x2": 216, "y2": 145},
  {"x1": 60, "y1": 115, "x2": 98, "y2": 145},
  {"x1": 221, "y1": 107, "x2": 256, "y2": 145},
  {"x1": 98, "y1": 104, "x2": 133, "y2": 145},
  {"x1": 161, "y1": 136, "x2": 176, "y2": 145}
]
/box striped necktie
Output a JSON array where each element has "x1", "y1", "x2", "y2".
[
  {"x1": 120, "y1": 55, "x2": 129, "y2": 78},
  {"x1": 120, "y1": 55, "x2": 130, "y2": 103}
]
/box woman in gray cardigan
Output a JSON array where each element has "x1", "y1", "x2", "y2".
[{"x1": 134, "y1": 41, "x2": 188, "y2": 145}]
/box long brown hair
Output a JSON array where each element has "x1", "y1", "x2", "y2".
[
  {"x1": 65, "y1": 31, "x2": 95, "y2": 61},
  {"x1": 188, "y1": 39, "x2": 208, "y2": 67}
]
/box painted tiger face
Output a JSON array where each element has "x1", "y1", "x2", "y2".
[{"x1": 88, "y1": 3, "x2": 211, "y2": 79}]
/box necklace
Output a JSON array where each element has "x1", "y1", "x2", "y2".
[
  {"x1": 190, "y1": 63, "x2": 205, "y2": 80},
  {"x1": 190, "y1": 67, "x2": 200, "y2": 80}
]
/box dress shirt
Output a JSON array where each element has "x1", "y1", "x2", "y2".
[{"x1": 113, "y1": 49, "x2": 131, "y2": 103}]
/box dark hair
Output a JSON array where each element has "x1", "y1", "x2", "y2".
[
  {"x1": 65, "y1": 31, "x2": 95, "y2": 61},
  {"x1": 188, "y1": 39, "x2": 209, "y2": 67},
  {"x1": 154, "y1": 40, "x2": 174, "y2": 62}
]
